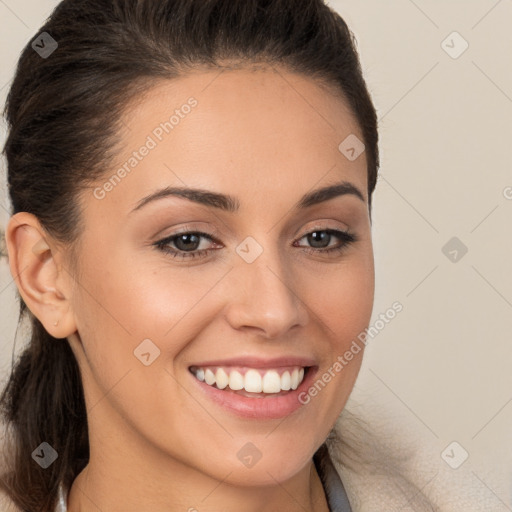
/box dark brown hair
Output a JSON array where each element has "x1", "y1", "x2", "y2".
[{"x1": 1, "y1": 1, "x2": 380, "y2": 510}]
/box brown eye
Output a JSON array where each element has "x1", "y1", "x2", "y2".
[
  {"x1": 294, "y1": 229, "x2": 357, "y2": 255},
  {"x1": 173, "y1": 233, "x2": 202, "y2": 251},
  {"x1": 306, "y1": 231, "x2": 332, "y2": 249},
  {"x1": 154, "y1": 231, "x2": 219, "y2": 260}
]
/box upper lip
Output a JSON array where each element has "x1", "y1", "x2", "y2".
[{"x1": 188, "y1": 356, "x2": 317, "y2": 369}]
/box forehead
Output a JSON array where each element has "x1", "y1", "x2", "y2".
[
  {"x1": 124, "y1": 64, "x2": 363, "y2": 144},
  {"x1": 92, "y1": 65, "x2": 368, "y2": 216}
]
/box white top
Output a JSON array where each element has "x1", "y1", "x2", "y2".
[{"x1": 55, "y1": 483, "x2": 67, "y2": 512}]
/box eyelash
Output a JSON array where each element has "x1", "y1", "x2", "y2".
[{"x1": 153, "y1": 227, "x2": 357, "y2": 260}]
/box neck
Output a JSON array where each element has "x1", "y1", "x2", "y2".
[
  {"x1": 67, "y1": 458, "x2": 330, "y2": 512},
  {"x1": 65, "y1": 371, "x2": 332, "y2": 512}
]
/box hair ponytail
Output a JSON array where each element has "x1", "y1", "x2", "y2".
[{"x1": 0, "y1": 301, "x2": 88, "y2": 511}]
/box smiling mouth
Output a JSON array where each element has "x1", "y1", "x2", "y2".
[{"x1": 188, "y1": 365, "x2": 311, "y2": 397}]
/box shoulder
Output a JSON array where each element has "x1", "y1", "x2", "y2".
[{"x1": 327, "y1": 406, "x2": 506, "y2": 511}]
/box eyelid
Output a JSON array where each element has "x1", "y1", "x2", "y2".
[
  {"x1": 153, "y1": 222, "x2": 222, "y2": 243},
  {"x1": 295, "y1": 220, "x2": 351, "y2": 239}
]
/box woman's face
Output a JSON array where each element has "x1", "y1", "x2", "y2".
[{"x1": 66, "y1": 65, "x2": 374, "y2": 486}]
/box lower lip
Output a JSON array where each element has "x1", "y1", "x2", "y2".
[{"x1": 188, "y1": 366, "x2": 318, "y2": 420}]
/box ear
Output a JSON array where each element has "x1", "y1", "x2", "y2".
[{"x1": 5, "y1": 212, "x2": 77, "y2": 339}]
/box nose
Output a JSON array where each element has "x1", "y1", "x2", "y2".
[{"x1": 223, "y1": 245, "x2": 309, "y2": 339}]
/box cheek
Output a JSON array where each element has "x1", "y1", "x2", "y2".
[
  {"x1": 75, "y1": 245, "x2": 224, "y2": 342},
  {"x1": 300, "y1": 255, "x2": 374, "y2": 418},
  {"x1": 70, "y1": 251, "x2": 234, "y2": 411},
  {"x1": 100, "y1": 256, "x2": 231, "y2": 339},
  {"x1": 304, "y1": 249, "x2": 375, "y2": 340},
  {"x1": 301, "y1": 250, "x2": 374, "y2": 396}
]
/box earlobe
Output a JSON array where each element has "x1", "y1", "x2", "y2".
[{"x1": 5, "y1": 212, "x2": 77, "y2": 339}]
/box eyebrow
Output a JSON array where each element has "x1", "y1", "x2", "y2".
[{"x1": 130, "y1": 180, "x2": 365, "y2": 214}]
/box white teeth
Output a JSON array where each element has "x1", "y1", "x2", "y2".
[
  {"x1": 191, "y1": 365, "x2": 307, "y2": 394},
  {"x1": 228, "y1": 370, "x2": 244, "y2": 390},
  {"x1": 262, "y1": 370, "x2": 281, "y2": 393},
  {"x1": 215, "y1": 368, "x2": 229, "y2": 389},
  {"x1": 204, "y1": 368, "x2": 216, "y2": 385},
  {"x1": 281, "y1": 371, "x2": 291, "y2": 391},
  {"x1": 244, "y1": 369, "x2": 262, "y2": 392},
  {"x1": 290, "y1": 368, "x2": 299, "y2": 390}
]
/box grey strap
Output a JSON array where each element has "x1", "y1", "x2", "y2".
[{"x1": 314, "y1": 443, "x2": 353, "y2": 512}]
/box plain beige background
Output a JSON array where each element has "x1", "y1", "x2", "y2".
[{"x1": 1, "y1": 0, "x2": 511, "y2": 508}]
